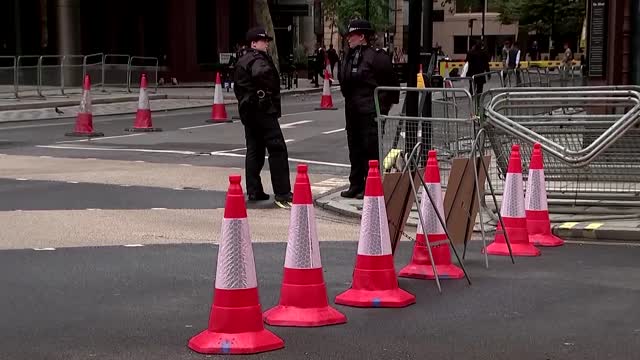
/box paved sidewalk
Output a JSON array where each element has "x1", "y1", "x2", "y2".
[
  {"x1": 0, "y1": 79, "x2": 333, "y2": 122},
  {"x1": 315, "y1": 187, "x2": 640, "y2": 242}
]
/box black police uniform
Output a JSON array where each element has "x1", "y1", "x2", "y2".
[
  {"x1": 234, "y1": 28, "x2": 291, "y2": 201},
  {"x1": 339, "y1": 20, "x2": 400, "y2": 198}
]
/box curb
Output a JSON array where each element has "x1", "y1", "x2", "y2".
[
  {"x1": 0, "y1": 94, "x2": 168, "y2": 111},
  {"x1": 552, "y1": 222, "x2": 640, "y2": 242}
]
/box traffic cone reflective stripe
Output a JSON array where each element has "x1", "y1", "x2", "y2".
[
  {"x1": 126, "y1": 74, "x2": 162, "y2": 132},
  {"x1": 315, "y1": 70, "x2": 337, "y2": 110},
  {"x1": 264, "y1": 164, "x2": 346, "y2": 327},
  {"x1": 525, "y1": 143, "x2": 564, "y2": 247},
  {"x1": 208, "y1": 72, "x2": 232, "y2": 123},
  {"x1": 188, "y1": 175, "x2": 284, "y2": 355},
  {"x1": 66, "y1": 74, "x2": 103, "y2": 137},
  {"x1": 486, "y1": 145, "x2": 541, "y2": 257},
  {"x1": 335, "y1": 160, "x2": 415, "y2": 308},
  {"x1": 399, "y1": 150, "x2": 464, "y2": 279}
]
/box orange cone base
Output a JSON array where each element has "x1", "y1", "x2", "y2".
[
  {"x1": 263, "y1": 305, "x2": 346, "y2": 327},
  {"x1": 399, "y1": 263, "x2": 464, "y2": 280},
  {"x1": 264, "y1": 268, "x2": 346, "y2": 327},
  {"x1": 125, "y1": 110, "x2": 161, "y2": 132},
  {"x1": 206, "y1": 118, "x2": 233, "y2": 123},
  {"x1": 334, "y1": 255, "x2": 415, "y2": 308},
  {"x1": 486, "y1": 218, "x2": 541, "y2": 257},
  {"x1": 65, "y1": 131, "x2": 104, "y2": 137},
  {"x1": 485, "y1": 242, "x2": 541, "y2": 257},
  {"x1": 315, "y1": 106, "x2": 338, "y2": 110},
  {"x1": 526, "y1": 211, "x2": 564, "y2": 247},
  {"x1": 335, "y1": 287, "x2": 415, "y2": 308},
  {"x1": 188, "y1": 329, "x2": 284, "y2": 355},
  {"x1": 66, "y1": 113, "x2": 103, "y2": 137},
  {"x1": 398, "y1": 239, "x2": 464, "y2": 280}
]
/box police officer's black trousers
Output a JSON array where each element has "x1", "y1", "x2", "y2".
[
  {"x1": 345, "y1": 109, "x2": 379, "y2": 192},
  {"x1": 244, "y1": 114, "x2": 291, "y2": 196}
]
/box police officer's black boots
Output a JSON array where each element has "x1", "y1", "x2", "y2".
[
  {"x1": 248, "y1": 192, "x2": 270, "y2": 201},
  {"x1": 340, "y1": 187, "x2": 364, "y2": 199},
  {"x1": 274, "y1": 192, "x2": 293, "y2": 209}
]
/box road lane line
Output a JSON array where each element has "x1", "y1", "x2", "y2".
[
  {"x1": 35, "y1": 145, "x2": 351, "y2": 168},
  {"x1": 33, "y1": 248, "x2": 56, "y2": 251},
  {"x1": 124, "y1": 244, "x2": 145, "y2": 247},
  {"x1": 56, "y1": 133, "x2": 145, "y2": 144},
  {"x1": 180, "y1": 123, "x2": 227, "y2": 130},
  {"x1": 280, "y1": 120, "x2": 313, "y2": 129},
  {"x1": 322, "y1": 128, "x2": 345, "y2": 135},
  {"x1": 36, "y1": 145, "x2": 198, "y2": 155},
  {"x1": 285, "y1": 139, "x2": 295, "y2": 143},
  {"x1": 280, "y1": 110, "x2": 324, "y2": 117},
  {"x1": 16, "y1": 178, "x2": 29, "y2": 181}
]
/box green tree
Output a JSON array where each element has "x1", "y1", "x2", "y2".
[
  {"x1": 254, "y1": 0, "x2": 280, "y2": 71},
  {"x1": 323, "y1": 0, "x2": 392, "y2": 38},
  {"x1": 497, "y1": 0, "x2": 585, "y2": 42}
]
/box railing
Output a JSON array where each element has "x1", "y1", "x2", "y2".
[{"x1": 0, "y1": 53, "x2": 159, "y2": 99}]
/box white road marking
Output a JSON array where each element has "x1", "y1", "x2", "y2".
[
  {"x1": 124, "y1": 244, "x2": 145, "y2": 247},
  {"x1": 180, "y1": 123, "x2": 225, "y2": 130},
  {"x1": 56, "y1": 133, "x2": 145, "y2": 144},
  {"x1": 285, "y1": 139, "x2": 295, "y2": 143},
  {"x1": 280, "y1": 120, "x2": 312, "y2": 129},
  {"x1": 151, "y1": 208, "x2": 167, "y2": 210},
  {"x1": 322, "y1": 128, "x2": 345, "y2": 135},
  {"x1": 39, "y1": 155, "x2": 53, "y2": 158},
  {"x1": 86, "y1": 208, "x2": 99, "y2": 211},
  {"x1": 34, "y1": 248, "x2": 56, "y2": 251},
  {"x1": 36, "y1": 145, "x2": 198, "y2": 155},
  {"x1": 35, "y1": 145, "x2": 351, "y2": 168},
  {"x1": 280, "y1": 110, "x2": 324, "y2": 117},
  {"x1": 66, "y1": 181, "x2": 79, "y2": 184},
  {"x1": 134, "y1": 160, "x2": 145, "y2": 163},
  {"x1": 179, "y1": 164, "x2": 192, "y2": 167},
  {"x1": 16, "y1": 178, "x2": 28, "y2": 181}
]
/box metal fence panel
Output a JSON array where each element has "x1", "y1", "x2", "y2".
[
  {"x1": 61, "y1": 55, "x2": 86, "y2": 95},
  {"x1": 0, "y1": 56, "x2": 17, "y2": 99},
  {"x1": 38, "y1": 55, "x2": 64, "y2": 97},
  {"x1": 16, "y1": 56, "x2": 42, "y2": 98},
  {"x1": 103, "y1": 54, "x2": 130, "y2": 93},
  {"x1": 481, "y1": 86, "x2": 640, "y2": 204},
  {"x1": 375, "y1": 87, "x2": 477, "y2": 187},
  {"x1": 128, "y1": 56, "x2": 158, "y2": 93},
  {"x1": 83, "y1": 53, "x2": 104, "y2": 91}
]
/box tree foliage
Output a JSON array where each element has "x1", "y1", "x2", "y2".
[
  {"x1": 496, "y1": 0, "x2": 585, "y2": 40},
  {"x1": 323, "y1": 0, "x2": 392, "y2": 35},
  {"x1": 254, "y1": 0, "x2": 280, "y2": 71}
]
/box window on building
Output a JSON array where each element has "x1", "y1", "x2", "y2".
[{"x1": 455, "y1": 0, "x2": 500, "y2": 14}]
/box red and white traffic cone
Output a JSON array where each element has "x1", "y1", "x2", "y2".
[
  {"x1": 526, "y1": 143, "x2": 564, "y2": 247},
  {"x1": 188, "y1": 175, "x2": 284, "y2": 355},
  {"x1": 125, "y1": 73, "x2": 162, "y2": 132},
  {"x1": 65, "y1": 74, "x2": 103, "y2": 137},
  {"x1": 335, "y1": 160, "x2": 416, "y2": 308},
  {"x1": 263, "y1": 164, "x2": 347, "y2": 327},
  {"x1": 315, "y1": 70, "x2": 337, "y2": 110},
  {"x1": 207, "y1": 72, "x2": 231, "y2": 123},
  {"x1": 399, "y1": 150, "x2": 464, "y2": 280},
  {"x1": 486, "y1": 145, "x2": 541, "y2": 257}
]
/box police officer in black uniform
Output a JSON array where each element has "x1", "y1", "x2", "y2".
[
  {"x1": 339, "y1": 19, "x2": 400, "y2": 199},
  {"x1": 234, "y1": 27, "x2": 293, "y2": 207}
]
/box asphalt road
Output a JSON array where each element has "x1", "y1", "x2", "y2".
[
  {"x1": 0, "y1": 179, "x2": 227, "y2": 211},
  {"x1": 1, "y1": 241, "x2": 639, "y2": 360},
  {"x1": 0, "y1": 93, "x2": 351, "y2": 176}
]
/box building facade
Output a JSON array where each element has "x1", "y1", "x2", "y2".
[{"x1": 0, "y1": 0, "x2": 315, "y2": 82}]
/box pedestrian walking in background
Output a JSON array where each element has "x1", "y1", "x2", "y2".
[
  {"x1": 234, "y1": 27, "x2": 293, "y2": 209},
  {"x1": 338, "y1": 19, "x2": 400, "y2": 199},
  {"x1": 465, "y1": 40, "x2": 491, "y2": 95}
]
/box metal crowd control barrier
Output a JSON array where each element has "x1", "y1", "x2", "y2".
[
  {"x1": 103, "y1": 54, "x2": 130, "y2": 93},
  {"x1": 61, "y1": 55, "x2": 85, "y2": 96},
  {"x1": 374, "y1": 86, "x2": 477, "y2": 185},
  {"x1": 16, "y1": 55, "x2": 42, "y2": 98},
  {"x1": 128, "y1": 56, "x2": 159, "y2": 93},
  {"x1": 480, "y1": 86, "x2": 640, "y2": 206},
  {"x1": 0, "y1": 56, "x2": 17, "y2": 99},
  {"x1": 83, "y1": 53, "x2": 104, "y2": 90},
  {"x1": 37, "y1": 55, "x2": 65, "y2": 97}
]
